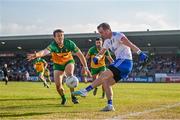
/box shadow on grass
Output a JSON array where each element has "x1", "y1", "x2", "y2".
[
  {"x1": 0, "y1": 112, "x2": 52, "y2": 118},
  {"x1": 0, "y1": 98, "x2": 57, "y2": 101},
  {"x1": 0, "y1": 103, "x2": 73, "y2": 110}
]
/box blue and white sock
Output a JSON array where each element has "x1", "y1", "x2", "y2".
[
  {"x1": 85, "y1": 85, "x2": 93, "y2": 92},
  {"x1": 108, "y1": 99, "x2": 113, "y2": 106}
]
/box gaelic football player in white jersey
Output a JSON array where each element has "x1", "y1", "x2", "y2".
[{"x1": 73, "y1": 23, "x2": 148, "y2": 111}]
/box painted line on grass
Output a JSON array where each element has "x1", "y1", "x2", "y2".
[{"x1": 107, "y1": 102, "x2": 180, "y2": 120}]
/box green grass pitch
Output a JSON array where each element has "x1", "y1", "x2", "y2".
[{"x1": 0, "y1": 81, "x2": 180, "y2": 119}]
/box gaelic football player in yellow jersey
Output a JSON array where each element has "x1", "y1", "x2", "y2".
[
  {"x1": 33, "y1": 58, "x2": 50, "y2": 88},
  {"x1": 27, "y1": 29, "x2": 91, "y2": 105},
  {"x1": 86, "y1": 38, "x2": 113, "y2": 98}
]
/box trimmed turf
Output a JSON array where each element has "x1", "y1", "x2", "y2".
[{"x1": 0, "y1": 81, "x2": 180, "y2": 119}]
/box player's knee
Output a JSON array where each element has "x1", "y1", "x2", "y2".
[
  {"x1": 102, "y1": 79, "x2": 109, "y2": 87},
  {"x1": 55, "y1": 84, "x2": 63, "y2": 89},
  {"x1": 66, "y1": 73, "x2": 73, "y2": 77},
  {"x1": 102, "y1": 81, "x2": 107, "y2": 88},
  {"x1": 39, "y1": 75, "x2": 44, "y2": 79},
  {"x1": 56, "y1": 86, "x2": 64, "y2": 92},
  {"x1": 92, "y1": 75, "x2": 98, "y2": 81},
  {"x1": 100, "y1": 70, "x2": 112, "y2": 80}
]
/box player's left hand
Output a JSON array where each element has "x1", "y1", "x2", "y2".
[
  {"x1": 27, "y1": 53, "x2": 36, "y2": 61},
  {"x1": 139, "y1": 52, "x2": 148, "y2": 62}
]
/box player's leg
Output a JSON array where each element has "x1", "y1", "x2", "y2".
[
  {"x1": 101, "y1": 83, "x2": 105, "y2": 98},
  {"x1": 39, "y1": 72, "x2": 49, "y2": 88},
  {"x1": 92, "y1": 74, "x2": 98, "y2": 96},
  {"x1": 72, "y1": 69, "x2": 114, "y2": 97},
  {"x1": 91, "y1": 67, "x2": 101, "y2": 96},
  {"x1": 54, "y1": 70, "x2": 67, "y2": 105},
  {"x1": 43, "y1": 77, "x2": 46, "y2": 87},
  {"x1": 62, "y1": 73, "x2": 67, "y2": 85},
  {"x1": 101, "y1": 78, "x2": 116, "y2": 111},
  {"x1": 91, "y1": 69, "x2": 114, "y2": 89},
  {"x1": 99, "y1": 66, "x2": 107, "y2": 98},
  {"x1": 81, "y1": 68, "x2": 88, "y2": 83},
  {"x1": 44, "y1": 76, "x2": 51, "y2": 85},
  {"x1": 46, "y1": 70, "x2": 52, "y2": 85},
  {"x1": 65, "y1": 63, "x2": 79, "y2": 104},
  {"x1": 99, "y1": 59, "x2": 133, "y2": 111},
  {"x1": 73, "y1": 59, "x2": 124, "y2": 96},
  {"x1": 5, "y1": 76, "x2": 8, "y2": 85},
  {"x1": 47, "y1": 76, "x2": 52, "y2": 85}
]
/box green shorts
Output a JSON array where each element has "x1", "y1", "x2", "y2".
[
  {"x1": 53, "y1": 60, "x2": 75, "y2": 71},
  {"x1": 36, "y1": 70, "x2": 44, "y2": 76},
  {"x1": 37, "y1": 71, "x2": 44, "y2": 76},
  {"x1": 91, "y1": 66, "x2": 107, "y2": 75}
]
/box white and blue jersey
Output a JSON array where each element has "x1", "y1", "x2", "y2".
[{"x1": 103, "y1": 32, "x2": 133, "y2": 81}]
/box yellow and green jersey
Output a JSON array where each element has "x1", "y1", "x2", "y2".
[
  {"x1": 47, "y1": 39, "x2": 79, "y2": 65},
  {"x1": 44, "y1": 68, "x2": 50, "y2": 77},
  {"x1": 88, "y1": 46, "x2": 110, "y2": 68},
  {"x1": 33, "y1": 58, "x2": 46, "y2": 72}
]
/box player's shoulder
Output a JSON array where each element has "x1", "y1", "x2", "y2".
[
  {"x1": 50, "y1": 41, "x2": 56, "y2": 45},
  {"x1": 112, "y1": 32, "x2": 126, "y2": 40},
  {"x1": 87, "y1": 46, "x2": 92, "y2": 53},
  {"x1": 64, "y1": 39, "x2": 74, "y2": 44},
  {"x1": 89, "y1": 46, "x2": 96, "y2": 50},
  {"x1": 49, "y1": 41, "x2": 57, "y2": 47},
  {"x1": 38, "y1": 58, "x2": 44, "y2": 61},
  {"x1": 64, "y1": 39, "x2": 76, "y2": 47},
  {"x1": 42, "y1": 58, "x2": 46, "y2": 61},
  {"x1": 33, "y1": 58, "x2": 39, "y2": 63},
  {"x1": 112, "y1": 32, "x2": 124, "y2": 36}
]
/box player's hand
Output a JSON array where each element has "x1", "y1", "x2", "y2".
[
  {"x1": 93, "y1": 56, "x2": 99, "y2": 64},
  {"x1": 27, "y1": 53, "x2": 36, "y2": 61},
  {"x1": 83, "y1": 67, "x2": 92, "y2": 78},
  {"x1": 139, "y1": 52, "x2": 148, "y2": 62}
]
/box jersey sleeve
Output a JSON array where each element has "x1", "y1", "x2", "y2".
[
  {"x1": 42, "y1": 59, "x2": 47, "y2": 63},
  {"x1": 69, "y1": 40, "x2": 79, "y2": 53},
  {"x1": 87, "y1": 47, "x2": 93, "y2": 55},
  {"x1": 46, "y1": 42, "x2": 55, "y2": 52},
  {"x1": 117, "y1": 32, "x2": 126, "y2": 42}
]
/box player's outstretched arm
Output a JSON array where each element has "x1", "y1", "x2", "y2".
[
  {"x1": 121, "y1": 36, "x2": 141, "y2": 53},
  {"x1": 27, "y1": 49, "x2": 50, "y2": 61},
  {"x1": 85, "y1": 52, "x2": 90, "y2": 61},
  {"x1": 44, "y1": 61, "x2": 48, "y2": 69},
  {"x1": 121, "y1": 37, "x2": 148, "y2": 61},
  {"x1": 75, "y1": 50, "x2": 92, "y2": 77}
]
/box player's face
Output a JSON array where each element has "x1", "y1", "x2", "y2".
[
  {"x1": 98, "y1": 27, "x2": 111, "y2": 39},
  {"x1": 95, "y1": 40, "x2": 102, "y2": 49},
  {"x1": 54, "y1": 32, "x2": 64, "y2": 45}
]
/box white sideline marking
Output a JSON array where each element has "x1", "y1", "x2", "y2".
[{"x1": 107, "y1": 102, "x2": 180, "y2": 120}]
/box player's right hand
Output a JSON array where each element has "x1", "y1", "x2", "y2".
[
  {"x1": 82, "y1": 67, "x2": 92, "y2": 78},
  {"x1": 93, "y1": 57, "x2": 99, "y2": 64},
  {"x1": 27, "y1": 53, "x2": 36, "y2": 61},
  {"x1": 139, "y1": 52, "x2": 148, "y2": 62}
]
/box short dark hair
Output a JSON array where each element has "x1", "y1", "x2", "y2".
[
  {"x1": 97, "y1": 23, "x2": 111, "y2": 30},
  {"x1": 95, "y1": 37, "x2": 102, "y2": 41},
  {"x1": 53, "y1": 29, "x2": 64, "y2": 37}
]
